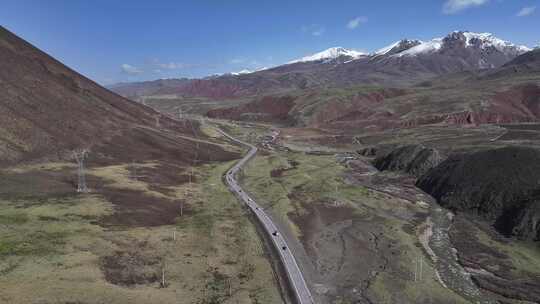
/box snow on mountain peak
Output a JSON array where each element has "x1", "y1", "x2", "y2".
[
  {"x1": 374, "y1": 41, "x2": 401, "y2": 56},
  {"x1": 396, "y1": 38, "x2": 444, "y2": 57},
  {"x1": 394, "y1": 31, "x2": 531, "y2": 57},
  {"x1": 459, "y1": 31, "x2": 531, "y2": 52},
  {"x1": 231, "y1": 69, "x2": 253, "y2": 76},
  {"x1": 289, "y1": 47, "x2": 367, "y2": 64},
  {"x1": 226, "y1": 31, "x2": 532, "y2": 73},
  {"x1": 374, "y1": 39, "x2": 423, "y2": 56},
  {"x1": 229, "y1": 66, "x2": 269, "y2": 76}
]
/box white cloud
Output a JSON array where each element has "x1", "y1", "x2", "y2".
[
  {"x1": 347, "y1": 16, "x2": 368, "y2": 29},
  {"x1": 230, "y1": 58, "x2": 245, "y2": 64},
  {"x1": 516, "y1": 6, "x2": 536, "y2": 17},
  {"x1": 301, "y1": 24, "x2": 325, "y2": 36},
  {"x1": 312, "y1": 27, "x2": 325, "y2": 36},
  {"x1": 120, "y1": 64, "x2": 142, "y2": 75},
  {"x1": 151, "y1": 60, "x2": 207, "y2": 70},
  {"x1": 156, "y1": 62, "x2": 183, "y2": 69},
  {"x1": 443, "y1": 0, "x2": 489, "y2": 14}
]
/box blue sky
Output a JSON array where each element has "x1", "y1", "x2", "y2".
[{"x1": 2, "y1": 0, "x2": 538, "y2": 85}]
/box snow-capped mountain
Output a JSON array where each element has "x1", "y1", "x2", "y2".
[
  {"x1": 461, "y1": 32, "x2": 530, "y2": 51},
  {"x1": 288, "y1": 47, "x2": 366, "y2": 64},
  {"x1": 111, "y1": 31, "x2": 534, "y2": 100},
  {"x1": 287, "y1": 32, "x2": 530, "y2": 66},
  {"x1": 231, "y1": 69, "x2": 253, "y2": 76},
  {"x1": 396, "y1": 38, "x2": 443, "y2": 57},
  {"x1": 228, "y1": 66, "x2": 269, "y2": 76},
  {"x1": 394, "y1": 31, "x2": 531, "y2": 57},
  {"x1": 373, "y1": 39, "x2": 423, "y2": 57}
]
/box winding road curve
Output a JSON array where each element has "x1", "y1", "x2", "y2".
[{"x1": 218, "y1": 128, "x2": 315, "y2": 304}]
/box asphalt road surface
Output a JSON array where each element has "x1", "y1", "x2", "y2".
[{"x1": 218, "y1": 128, "x2": 315, "y2": 304}]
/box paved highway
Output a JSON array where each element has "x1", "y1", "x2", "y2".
[{"x1": 218, "y1": 128, "x2": 315, "y2": 304}]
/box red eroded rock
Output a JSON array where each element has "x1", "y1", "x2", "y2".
[
  {"x1": 310, "y1": 88, "x2": 408, "y2": 128},
  {"x1": 206, "y1": 96, "x2": 296, "y2": 123},
  {"x1": 399, "y1": 84, "x2": 540, "y2": 129},
  {"x1": 487, "y1": 83, "x2": 540, "y2": 121}
]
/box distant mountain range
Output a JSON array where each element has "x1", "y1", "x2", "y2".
[
  {"x1": 291, "y1": 31, "x2": 529, "y2": 63},
  {"x1": 287, "y1": 46, "x2": 367, "y2": 64},
  {"x1": 110, "y1": 31, "x2": 532, "y2": 100},
  {"x1": 205, "y1": 47, "x2": 540, "y2": 133}
]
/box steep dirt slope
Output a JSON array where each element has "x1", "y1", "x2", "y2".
[
  {"x1": 373, "y1": 144, "x2": 444, "y2": 178},
  {"x1": 0, "y1": 26, "x2": 233, "y2": 166},
  {"x1": 485, "y1": 48, "x2": 540, "y2": 78},
  {"x1": 417, "y1": 146, "x2": 540, "y2": 241}
]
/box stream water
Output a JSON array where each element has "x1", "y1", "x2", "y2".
[
  {"x1": 428, "y1": 205, "x2": 497, "y2": 304},
  {"x1": 346, "y1": 156, "x2": 498, "y2": 303}
]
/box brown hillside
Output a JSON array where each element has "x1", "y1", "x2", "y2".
[{"x1": 0, "y1": 26, "x2": 235, "y2": 165}]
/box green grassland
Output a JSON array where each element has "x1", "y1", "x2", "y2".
[
  {"x1": 472, "y1": 223, "x2": 540, "y2": 279},
  {"x1": 238, "y1": 149, "x2": 470, "y2": 303},
  {"x1": 0, "y1": 156, "x2": 282, "y2": 303}
]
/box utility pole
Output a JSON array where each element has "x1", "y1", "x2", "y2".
[
  {"x1": 413, "y1": 256, "x2": 423, "y2": 282},
  {"x1": 177, "y1": 108, "x2": 183, "y2": 121},
  {"x1": 187, "y1": 118, "x2": 195, "y2": 137},
  {"x1": 419, "y1": 257, "x2": 423, "y2": 281},
  {"x1": 161, "y1": 264, "x2": 166, "y2": 288},
  {"x1": 190, "y1": 151, "x2": 198, "y2": 187},
  {"x1": 155, "y1": 114, "x2": 161, "y2": 129},
  {"x1": 72, "y1": 149, "x2": 89, "y2": 193},
  {"x1": 414, "y1": 258, "x2": 417, "y2": 282},
  {"x1": 334, "y1": 183, "x2": 339, "y2": 205},
  {"x1": 186, "y1": 165, "x2": 194, "y2": 204},
  {"x1": 189, "y1": 167, "x2": 194, "y2": 186}
]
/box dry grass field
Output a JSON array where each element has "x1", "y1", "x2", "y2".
[
  {"x1": 238, "y1": 147, "x2": 470, "y2": 304},
  {"x1": 0, "y1": 136, "x2": 282, "y2": 304}
]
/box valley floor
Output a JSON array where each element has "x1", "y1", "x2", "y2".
[
  {"x1": 2, "y1": 118, "x2": 540, "y2": 304},
  {"x1": 226, "y1": 122, "x2": 540, "y2": 304},
  {"x1": 0, "y1": 127, "x2": 283, "y2": 304}
]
